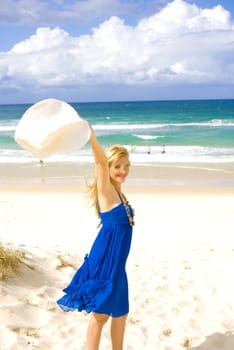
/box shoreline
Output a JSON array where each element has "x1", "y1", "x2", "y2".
[{"x1": 0, "y1": 160, "x2": 234, "y2": 186}]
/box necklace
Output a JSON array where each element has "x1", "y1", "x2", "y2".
[
  {"x1": 116, "y1": 189, "x2": 135, "y2": 226},
  {"x1": 122, "y1": 199, "x2": 135, "y2": 226}
]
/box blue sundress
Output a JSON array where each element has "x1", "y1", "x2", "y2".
[{"x1": 57, "y1": 198, "x2": 134, "y2": 317}]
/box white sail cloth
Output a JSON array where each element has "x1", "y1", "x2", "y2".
[{"x1": 15, "y1": 98, "x2": 90, "y2": 160}]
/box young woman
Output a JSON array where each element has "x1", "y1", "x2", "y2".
[{"x1": 57, "y1": 125, "x2": 135, "y2": 350}]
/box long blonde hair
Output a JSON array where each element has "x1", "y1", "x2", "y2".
[{"x1": 87, "y1": 145, "x2": 129, "y2": 217}]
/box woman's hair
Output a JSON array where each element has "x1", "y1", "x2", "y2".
[{"x1": 87, "y1": 145, "x2": 129, "y2": 217}]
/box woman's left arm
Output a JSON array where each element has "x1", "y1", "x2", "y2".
[{"x1": 89, "y1": 125, "x2": 111, "y2": 196}]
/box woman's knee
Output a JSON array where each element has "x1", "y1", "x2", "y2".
[
  {"x1": 111, "y1": 313, "x2": 128, "y2": 328},
  {"x1": 92, "y1": 312, "x2": 109, "y2": 326}
]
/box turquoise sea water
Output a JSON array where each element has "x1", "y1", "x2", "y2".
[{"x1": 0, "y1": 99, "x2": 234, "y2": 164}]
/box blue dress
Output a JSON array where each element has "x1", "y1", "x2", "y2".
[{"x1": 57, "y1": 199, "x2": 134, "y2": 317}]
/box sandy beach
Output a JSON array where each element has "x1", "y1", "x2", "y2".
[{"x1": 0, "y1": 162, "x2": 234, "y2": 349}]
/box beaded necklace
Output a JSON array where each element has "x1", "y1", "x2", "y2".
[{"x1": 116, "y1": 189, "x2": 135, "y2": 226}]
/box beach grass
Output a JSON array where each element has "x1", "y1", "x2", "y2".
[{"x1": 0, "y1": 243, "x2": 25, "y2": 280}]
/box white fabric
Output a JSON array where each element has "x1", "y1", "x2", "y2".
[{"x1": 15, "y1": 98, "x2": 90, "y2": 160}]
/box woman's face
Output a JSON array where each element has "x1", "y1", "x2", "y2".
[{"x1": 109, "y1": 155, "x2": 130, "y2": 184}]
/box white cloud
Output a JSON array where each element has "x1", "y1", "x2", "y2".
[
  {"x1": 0, "y1": 0, "x2": 136, "y2": 24},
  {"x1": 0, "y1": 0, "x2": 234, "y2": 96},
  {"x1": 0, "y1": 0, "x2": 48, "y2": 24},
  {"x1": 10, "y1": 27, "x2": 69, "y2": 53},
  {"x1": 137, "y1": 0, "x2": 231, "y2": 34}
]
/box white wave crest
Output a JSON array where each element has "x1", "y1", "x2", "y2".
[
  {"x1": 133, "y1": 134, "x2": 163, "y2": 140},
  {"x1": 0, "y1": 126, "x2": 16, "y2": 132}
]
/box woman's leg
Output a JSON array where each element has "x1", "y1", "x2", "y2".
[
  {"x1": 110, "y1": 314, "x2": 128, "y2": 350},
  {"x1": 87, "y1": 312, "x2": 109, "y2": 350}
]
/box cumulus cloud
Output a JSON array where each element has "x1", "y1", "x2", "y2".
[{"x1": 0, "y1": 0, "x2": 234, "y2": 97}]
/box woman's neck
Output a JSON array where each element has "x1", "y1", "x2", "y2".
[{"x1": 111, "y1": 181, "x2": 121, "y2": 193}]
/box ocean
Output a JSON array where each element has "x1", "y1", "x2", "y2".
[{"x1": 0, "y1": 99, "x2": 234, "y2": 165}]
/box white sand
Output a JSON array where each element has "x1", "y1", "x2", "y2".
[{"x1": 0, "y1": 183, "x2": 234, "y2": 349}]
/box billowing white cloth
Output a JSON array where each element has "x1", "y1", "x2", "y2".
[{"x1": 15, "y1": 98, "x2": 90, "y2": 160}]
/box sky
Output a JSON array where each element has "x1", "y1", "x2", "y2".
[{"x1": 0, "y1": 0, "x2": 234, "y2": 104}]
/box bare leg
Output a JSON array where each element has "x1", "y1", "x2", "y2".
[
  {"x1": 87, "y1": 312, "x2": 109, "y2": 350},
  {"x1": 110, "y1": 314, "x2": 128, "y2": 350}
]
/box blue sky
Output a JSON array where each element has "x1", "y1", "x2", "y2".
[{"x1": 0, "y1": 0, "x2": 234, "y2": 104}]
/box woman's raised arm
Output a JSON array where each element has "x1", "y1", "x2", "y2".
[
  {"x1": 89, "y1": 125, "x2": 107, "y2": 166},
  {"x1": 88, "y1": 125, "x2": 111, "y2": 194}
]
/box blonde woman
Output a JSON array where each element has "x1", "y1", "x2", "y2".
[{"x1": 57, "y1": 125, "x2": 134, "y2": 350}]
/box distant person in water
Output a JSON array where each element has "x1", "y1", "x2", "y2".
[
  {"x1": 147, "y1": 145, "x2": 151, "y2": 154},
  {"x1": 131, "y1": 144, "x2": 136, "y2": 153},
  {"x1": 161, "y1": 145, "x2": 166, "y2": 154}
]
